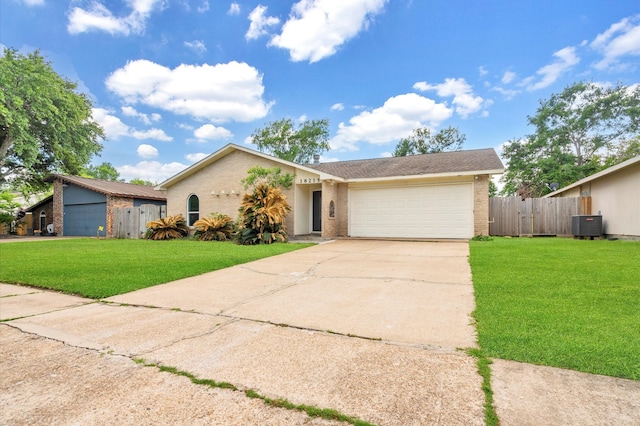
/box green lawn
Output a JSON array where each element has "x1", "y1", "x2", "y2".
[
  {"x1": 470, "y1": 237, "x2": 640, "y2": 380},
  {"x1": 0, "y1": 239, "x2": 313, "y2": 299}
]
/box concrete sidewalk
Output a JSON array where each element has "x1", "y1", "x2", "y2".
[{"x1": 1, "y1": 240, "x2": 639, "y2": 425}]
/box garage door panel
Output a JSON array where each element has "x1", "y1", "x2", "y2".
[
  {"x1": 349, "y1": 184, "x2": 473, "y2": 239},
  {"x1": 64, "y1": 203, "x2": 107, "y2": 236}
]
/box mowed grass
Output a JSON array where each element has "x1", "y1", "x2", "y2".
[
  {"x1": 470, "y1": 237, "x2": 640, "y2": 380},
  {"x1": 0, "y1": 239, "x2": 313, "y2": 299}
]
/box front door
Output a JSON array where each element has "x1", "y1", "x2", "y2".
[{"x1": 312, "y1": 191, "x2": 322, "y2": 232}]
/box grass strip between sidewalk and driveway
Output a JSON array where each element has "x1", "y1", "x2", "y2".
[
  {"x1": 133, "y1": 358, "x2": 375, "y2": 426},
  {"x1": 0, "y1": 238, "x2": 313, "y2": 299},
  {"x1": 470, "y1": 237, "x2": 640, "y2": 380}
]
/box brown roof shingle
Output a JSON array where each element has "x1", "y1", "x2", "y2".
[
  {"x1": 308, "y1": 148, "x2": 503, "y2": 179},
  {"x1": 48, "y1": 174, "x2": 166, "y2": 200}
]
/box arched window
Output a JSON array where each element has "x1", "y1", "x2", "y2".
[
  {"x1": 39, "y1": 210, "x2": 47, "y2": 231},
  {"x1": 187, "y1": 194, "x2": 199, "y2": 226}
]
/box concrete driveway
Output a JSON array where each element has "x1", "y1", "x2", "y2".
[{"x1": 2, "y1": 239, "x2": 638, "y2": 425}]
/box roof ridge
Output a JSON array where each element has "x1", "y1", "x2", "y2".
[{"x1": 310, "y1": 148, "x2": 496, "y2": 166}]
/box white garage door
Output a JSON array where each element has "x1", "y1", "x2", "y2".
[{"x1": 349, "y1": 183, "x2": 474, "y2": 239}]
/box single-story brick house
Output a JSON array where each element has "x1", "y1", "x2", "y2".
[
  {"x1": 24, "y1": 195, "x2": 54, "y2": 235},
  {"x1": 41, "y1": 175, "x2": 166, "y2": 237},
  {"x1": 157, "y1": 144, "x2": 504, "y2": 239},
  {"x1": 544, "y1": 155, "x2": 640, "y2": 239}
]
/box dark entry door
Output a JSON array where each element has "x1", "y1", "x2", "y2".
[{"x1": 312, "y1": 191, "x2": 322, "y2": 232}]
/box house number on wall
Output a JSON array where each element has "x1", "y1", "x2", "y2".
[{"x1": 298, "y1": 178, "x2": 322, "y2": 184}]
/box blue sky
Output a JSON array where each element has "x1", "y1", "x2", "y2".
[{"x1": 2, "y1": 0, "x2": 639, "y2": 183}]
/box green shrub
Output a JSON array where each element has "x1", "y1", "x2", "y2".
[
  {"x1": 145, "y1": 215, "x2": 190, "y2": 240},
  {"x1": 236, "y1": 183, "x2": 291, "y2": 245},
  {"x1": 471, "y1": 234, "x2": 493, "y2": 241},
  {"x1": 193, "y1": 213, "x2": 235, "y2": 241}
]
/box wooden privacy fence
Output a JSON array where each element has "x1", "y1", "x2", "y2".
[
  {"x1": 489, "y1": 197, "x2": 584, "y2": 236},
  {"x1": 113, "y1": 204, "x2": 166, "y2": 239}
]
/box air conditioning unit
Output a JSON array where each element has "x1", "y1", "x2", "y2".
[{"x1": 572, "y1": 215, "x2": 602, "y2": 237}]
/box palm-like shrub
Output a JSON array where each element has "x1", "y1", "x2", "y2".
[
  {"x1": 193, "y1": 213, "x2": 235, "y2": 241},
  {"x1": 236, "y1": 183, "x2": 291, "y2": 245},
  {"x1": 145, "y1": 215, "x2": 190, "y2": 240}
]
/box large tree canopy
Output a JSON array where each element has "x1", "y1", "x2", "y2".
[
  {"x1": 84, "y1": 162, "x2": 120, "y2": 181},
  {"x1": 0, "y1": 49, "x2": 104, "y2": 193},
  {"x1": 501, "y1": 82, "x2": 640, "y2": 197},
  {"x1": 251, "y1": 118, "x2": 330, "y2": 164},
  {"x1": 393, "y1": 126, "x2": 466, "y2": 157}
]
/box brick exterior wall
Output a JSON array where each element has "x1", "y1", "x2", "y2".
[
  {"x1": 321, "y1": 180, "x2": 337, "y2": 238},
  {"x1": 165, "y1": 151, "x2": 298, "y2": 233},
  {"x1": 320, "y1": 181, "x2": 349, "y2": 238},
  {"x1": 53, "y1": 179, "x2": 64, "y2": 235},
  {"x1": 31, "y1": 201, "x2": 54, "y2": 233},
  {"x1": 336, "y1": 183, "x2": 349, "y2": 237},
  {"x1": 473, "y1": 174, "x2": 490, "y2": 236}
]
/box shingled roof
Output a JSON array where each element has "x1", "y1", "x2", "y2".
[
  {"x1": 47, "y1": 174, "x2": 166, "y2": 200},
  {"x1": 308, "y1": 148, "x2": 503, "y2": 179}
]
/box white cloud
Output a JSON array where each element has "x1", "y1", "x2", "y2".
[
  {"x1": 92, "y1": 108, "x2": 130, "y2": 140},
  {"x1": 184, "y1": 40, "x2": 207, "y2": 54},
  {"x1": 329, "y1": 93, "x2": 452, "y2": 151},
  {"x1": 270, "y1": 0, "x2": 388, "y2": 63},
  {"x1": 68, "y1": 0, "x2": 164, "y2": 35},
  {"x1": 330, "y1": 103, "x2": 344, "y2": 111},
  {"x1": 478, "y1": 66, "x2": 489, "y2": 76},
  {"x1": 121, "y1": 105, "x2": 161, "y2": 125},
  {"x1": 523, "y1": 46, "x2": 580, "y2": 91},
  {"x1": 118, "y1": 161, "x2": 188, "y2": 183},
  {"x1": 413, "y1": 77, "x2": 488, "y2": 118},
  {"x1": 197, "y1": 0, "x2": 210, "y2": 13},
  {"x1": 380, "y1": 152, "x2": 392, "y2": 158},
  {"x1": 491, "y1": 86, "x2": 520, "y2": 99},
  {"x1": 137, "y1": 144, "x2": 159, "y2": 158},
  {"x1": 228, "y1": 2, "x2": 240, "y2": 15},
  {"x1": 106, "y1": 59, "x2": 272, "y2": 122},
  {"x1": 23, "y1": 0, "x2": 45, "y2": 6},
  {"x1": 92, "y1": 108, "x2": 172, "y2": 141},
  {"x1": 194, "y1": 124, "x2": 233, "y2": 141},
  {"x1": 131, "y1": 128, "x2": 173, "y2": 141},
  {"x1": 246, "y1": 5, "x2": 280, "y2": 40},
  {"x1": 501, "y1": 70, "x2": 516, "y2": 84},
  {"x1": 186, "y1": 152, "x2": 209, "y2": 163},
  {"x1": 591, "y1": 15, "x2": 640, "y2": 70}
]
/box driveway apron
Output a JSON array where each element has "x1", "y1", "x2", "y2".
[{"x1": 2, "y1": 240, "x2": 483, "y2": 425}]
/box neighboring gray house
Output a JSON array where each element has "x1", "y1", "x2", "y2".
[
  {"x1": 545, "y1": 155, "x2": 640, "y2": 239},
  {"x1": 45, "y1": 175, "x2": 166, "y2": 237}
]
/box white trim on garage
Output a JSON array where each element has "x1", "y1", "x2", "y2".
[{"x1": 348, "y1": 182, "x2": 474, "y2": 239}]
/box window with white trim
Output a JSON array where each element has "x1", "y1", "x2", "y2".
[{"x1": 187, "y1": 194, "x2": 199, "y2": 226}]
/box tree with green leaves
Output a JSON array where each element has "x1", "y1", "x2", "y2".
[
  {"x1": 129, "y1": 178, "x2": 157, "y2": 186},
  {"x1": 84, "y1": 162, "x2": 121, "y2": 181},
  {"x1": 393, "y1": 126, "x2": 466, "y2": 157},
  {"x1": 251, "y1": 118, "x2": 330, "y2": 164},
  {"x1": 0, "y1": 49, "x2": 104, "y2": 193},
  {"x1": 0, "y1": 190, "x2": 20, "y2": 227},
  {"x1": 501, "y1": 82, "x2": 640, "y2": 197},
  {"x1": 241, "y1": 165, "x2": 293, "y2": 190}
]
